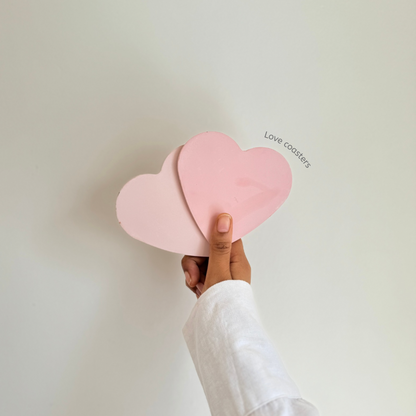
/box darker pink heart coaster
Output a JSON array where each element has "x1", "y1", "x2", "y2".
[{"x1": 177, "y1": 131, "x2": 292, "y2": 243}]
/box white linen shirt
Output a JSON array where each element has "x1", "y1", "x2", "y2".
[{"x1": 182, "y1": 280, "x2": 319, "y2": 416}]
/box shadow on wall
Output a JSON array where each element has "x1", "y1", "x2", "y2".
[{"x1": 32, "y1": 62, "x2": 234, "y2": 414}]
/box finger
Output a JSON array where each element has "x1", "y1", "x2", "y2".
[
  {"x1": 181, "y1": 255, "x2": 207, "y2": 267},
  {"x1": 205, "y1": 213, "x2": 233, "y2": 290},
  {"x1": 185, "y1": 277, "x2": 198, "y2": 295},
  {"x1": 230, "y1": 238, "x2": 249, "y2": 266},
  {"x1": 181, "y1": 255, "x2": 206, "y2": 287},
  {"x1": 230, "y1": 238, "x2": 251, "y2": 284}
]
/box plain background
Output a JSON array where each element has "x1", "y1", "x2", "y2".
[{"x1": 1, "y1": 1, "x2": 415, "y2": 415}]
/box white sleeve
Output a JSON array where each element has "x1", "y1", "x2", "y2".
[{"x1": 182, "y1": 279, "x2": 319, "y2": 416}]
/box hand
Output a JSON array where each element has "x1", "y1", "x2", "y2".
[{"x1": 181, "y1": 213, "x2": 251, "y2": 299}]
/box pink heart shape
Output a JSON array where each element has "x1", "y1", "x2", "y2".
[
  {"x1": 116, "y1": 145, "x2": 210, "y2": 256},
  {"x1": 177, "y1": 131, "x2": 292, "y2": 243}
]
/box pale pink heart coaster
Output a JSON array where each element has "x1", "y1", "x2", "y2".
[
  {"x1": 116, "y1": 145, "x2": 210, "y2": 256},
  {"x1": 177, "y1": 131, "x2": 292, "y2": 243}
]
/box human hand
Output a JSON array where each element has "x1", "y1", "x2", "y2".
[{"x1": 181, "y1": 213, "x2": 251, "y2": 299}]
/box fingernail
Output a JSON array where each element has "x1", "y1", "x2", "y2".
[
  {"x1": 185, "y1": 271, "x2": 191, "y2": 285},
  {"x1": 196, "y1": 282, "x2": 204, "y2": 292},
  {"x1": 217, "y1": 215, "x2": 230, "y2": 233},
  {"x1": 196, "y1": 288, "x2": 201, "y2": 297}
]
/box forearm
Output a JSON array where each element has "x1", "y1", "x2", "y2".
[{"x1": 182, "y1": 280, "x2": 319, "y2": 416}]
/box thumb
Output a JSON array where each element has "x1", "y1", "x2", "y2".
[{"x1": 204, "y1": 213, "x2": 233, "y2": 292}]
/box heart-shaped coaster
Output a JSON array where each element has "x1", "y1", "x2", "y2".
[
  {"x1": 116, "y1": 145, "x2": 210, "y2": 256},
  {"x1": 177, "y1": 131, "x2": 292, "y2": 243}
]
